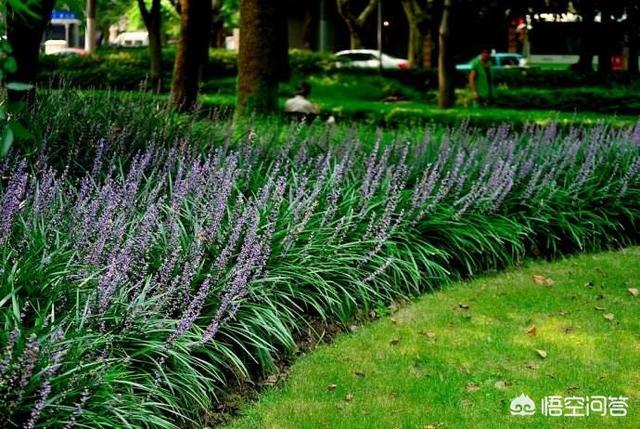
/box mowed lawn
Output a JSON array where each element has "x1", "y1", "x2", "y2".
[{"x1": 225, "y1": 248, "x2": 640, "y2": 429}]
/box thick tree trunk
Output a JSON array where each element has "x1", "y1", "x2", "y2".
[
  {"x1": 276, "y1": 7, "x2": 291, "y2": 82},
  {"x1": 438, "y1": 0, "x2": 454, "y2": 108},
  {"x1": 574, "y1": 0, "x2": 595, "y2": 71},
  {"x1": 336, "y1": 0, "x2": 378, "y2": 50},
  {"x1": 407, "y1": 21, "x2": 425, "y2": 68},
  {"x1": 85, "y1": 0, "x2": 97, "y2": 53},
  {"x1": 211, "y1": 19, "x2": 225, "y2": 48},
  {"x1": 350, "y1": 32, "x2": 362, "y2": 49},
  {"x1": 211, "y1": 0, "x2": 225, "y2": 48},
  {"x1": 170, "y1": 0, "x2": 212, "y2": 111},
  {"x1": 423, "y1": 29, "x2": 435, "y2": 68},
  {"x1": 5, "y1": 0, "x2": 56, "y2": 106},
  {"x1": 148, "y1": 18, "x2": 163, "y2": 92},
  {"x1": 138, "y1": 0, "x2": 163, "y2": 92},
  {"x1": 598, "y1": 8, "x2": 613, "y2": 74},
  {"x1": 628, "y1": 6, "x2": 640, "y2": 75},
  {"x1": 236, "y1": 0, "x2": 282, "y2": 116},
  {"x1": 401, "y1": 0, "x2": 430, "y2": 69}
]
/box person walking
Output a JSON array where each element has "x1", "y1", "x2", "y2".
[{"x1": 469, "y1": 48, "x2": 494, "y2": 106}]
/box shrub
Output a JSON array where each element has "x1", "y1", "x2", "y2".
[
  {"x1": 1, "y1": 91, "x2": 639, "y2": 428},
  {"x1": 37, "y1": 48, "x2": 336, "y2": 91}
]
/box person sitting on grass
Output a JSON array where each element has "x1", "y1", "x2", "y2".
[
  {"x1": 469, "y1": 48, "x2": 494, "y2": 106},
  {"x1": 284, "y1": 82, "x2": 320, "y2": 116}
]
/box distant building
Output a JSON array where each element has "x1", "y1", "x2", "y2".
[{"x1": 43, "y1": 10, "x2": 81, "y2": 48}]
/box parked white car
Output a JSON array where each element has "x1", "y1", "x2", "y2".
[
  {"x1": 111, "y1": 31, "x2": 149, "y2": 48},
  {"x1": 335, "y1": 49, "x2": 409, "y2": 70}
]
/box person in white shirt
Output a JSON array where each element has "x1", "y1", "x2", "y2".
[{"x1": 284, "y1": 82, "x2": 319, "y2": 115}]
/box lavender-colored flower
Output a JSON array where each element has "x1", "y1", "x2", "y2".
[
  {"x1": 63, "y1": 388, "x2": 91, "y2": 429},
  {"x1": 619, "y1": 156, "x2": 640, "y2": 197},
  {"x1": 0, "y1": 160, "x2": 28, "y2": 245},
  {"x1": 24, "y1": 345, "x2": 68, "y2": 429}
]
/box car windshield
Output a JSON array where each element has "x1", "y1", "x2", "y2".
[
  {"x1": 340, "y1": 53, "x2": 377, "y2": 61},
  {"x1": 500, "y1": 56, "x2": 520, "y2": 66}
]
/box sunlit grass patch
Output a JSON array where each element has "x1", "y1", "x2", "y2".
[{"x1": 226, "y1": 248, "x2": 640, "y2": 429}]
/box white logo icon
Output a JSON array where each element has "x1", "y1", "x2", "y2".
[{"x1": 510, "y1": 394, "x2": 536, "y2": 416}]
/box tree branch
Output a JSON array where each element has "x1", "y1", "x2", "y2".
[
  {"x1": 356, "y1": 0, "x2": 378, "y2": 27},
  {"x1": 137, "y1": 0, "x2": 151, "y2": 27}
]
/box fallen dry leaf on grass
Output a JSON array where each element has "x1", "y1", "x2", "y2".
[
  {"x1": 466, "y1": 382, "x2": 480, "y2": 392},
  {"x1": 536, "y1": 349, "x2": 548, "y2": 359},
  {"x1": 458, "y1": 303, "x2": 470, "y2": 309},
  {"x1": 494, "y1": 380, "x2": 509, "y2": 390},
  {"x1": 533, "y1": 274, "x2": 555, "y2": 287},
  {"x1": 344, "y1": 393, "x2": 353, "y2": 402},
  {"x1": 327, "y1": 383, "x2": 337, "y2": 391},
  {"x1": 264, "y1": 374, "x2": 278, "y2": 385},
  {"x1": 628, "y1": 288, "x2": 639, "y2": 297},
  {"x1": 526, "y1": 324, "x2": 537, "y2": 336},
  {"x1": 420, "y1": 331, "x2": 437, "y2": 341},
  {"x1": 603, "y1": 313, "x2": 615, "y2": 321}
]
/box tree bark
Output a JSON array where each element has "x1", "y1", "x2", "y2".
[
  {"x1": 85, "y1": 0, "x2": 97, "y2": 53},
  {"x1": 276, "y1": 5, "x2": 291, "y2": 82},
  {"x1": 597, "y1": 6, "x2": 612, "y2": 74},
  {"x1": 138, "y1": 0, "x2": 163, "y2": 92},
  {"x1": 236, "y1": 0, "x2": 282, "y2": 116},
  {"x1": 349, "y1": 32, "x2": 362, "y2": 49},
  {"x1": 438, "y1": 0, "x2": 454, "y2": 108},
  {"x1": 6, "y1": 0, "x2": 56, "y2": 106},
  {"x1": 170, "y1": 0, "x2": 212, "y2": 111},
  {"x1": 211, "y1": 0, "x2": 225, "y2": 48},
  {"x1": 628, "y1": 5, "x2": 640, "y2": 75},
  {"x1": 573, "y1": 0, "x2": 595, "y2": 71},
  {"x1": 408, "y1": 19, "x2": 425, "y2": 68},
  {"x1": 336, "y1": 0, "x2": 378, "y2": 50},
  {"x1": 401, "y1": 0, "x2": 432, "y2": 69}
]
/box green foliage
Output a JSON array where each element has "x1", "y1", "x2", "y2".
[
  {"x1": 127, "y1": 0, "x2": 181, "y2": 37},
  {"x1": 0, "y1": 0, "x2": 36, "y2": 158},
  {"x1": 37, "y1": 48, "x2": 336, "y2": 90},
  {"x1": 1, "y1": 90, "x2": 639, "y2": 428}
]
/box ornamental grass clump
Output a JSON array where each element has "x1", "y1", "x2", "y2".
[{"x1": 0, "y1": 104, "x2": 639, "y2": 427}]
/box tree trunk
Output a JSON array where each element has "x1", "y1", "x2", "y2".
[
  {"x1": 138, "y1": 0, "x2": 163, "y2": 92},
  {"x1": 423, "y1": 29, "x2": 435, "y2": 68},
  {"x1": 350, "y1": 31, "x2": 362, "y2": 49},
  {"x1": 401, "y1": 0, "x2": 429, "y2": 69},
  {"x1": 170, "y1": 0, "x2": 212, "y2": 111},
  {"x1": 336, "y1": 0, "x2": 378, "y2": 50},
  {"x1": 598, "y1": 8, "x2": 612, "y2": 74},
  {"x1": 85, "y1": 0, "x2": 97, "y2": 53},
  {"x1": 574, "y1": 0, "x2": 595, "y2": 71},
  {"x1": 5, "y1": 0, "x2": 56, "y2": 106},
  {"x1": 628, "y1": 6, "x2": 639, "y2": 75},
  {"x1": 237, "y1": 0, "x2": 282, "y2": 116},
  {"x1": 148, "y1": 16, "x2": 163, "y2": 92},
  {"x1": 211, "y1": 0, "x2": 225, "y2": 48},
  {"x1": 276, "y1": 6, "x2": 291, "y2": 82},
  {"x1": 407, "y1": 20, "x2": 425, "y2": 68},
  {"x1": 438, "y1": 0, "x2": 454, "y2": 108}
]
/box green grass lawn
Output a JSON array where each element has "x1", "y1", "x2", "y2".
[
  {"x1": 225, "y1": 248, "x2": 640, "y2": 429},
  {"x1": 197, "y1": 93, "x2": 637, "y2": 129}
]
